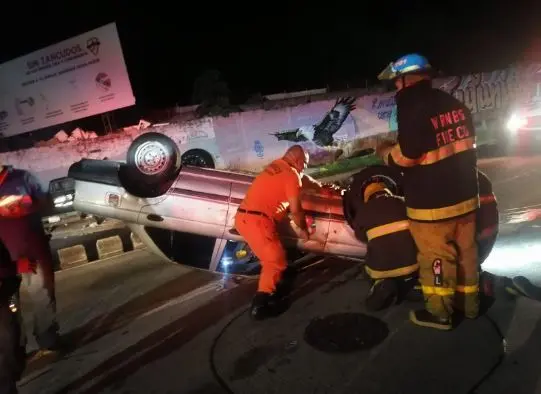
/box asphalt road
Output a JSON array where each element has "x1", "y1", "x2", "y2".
[{"x1": 16, "y1": 155, "x2": 541, "y2": 394}]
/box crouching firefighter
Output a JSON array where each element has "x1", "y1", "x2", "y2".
[
  {"x1": 234, "y1": 145, "x2": 312, "y2": 320},
  {"x1": 349, "y1": 174, "x2": 419, "y2": 311},
  {"x1": 0, "y1": 240, "x2": 26, "y2": 394}
]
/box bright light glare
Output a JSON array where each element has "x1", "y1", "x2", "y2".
[
  {"x1": 483, "y1": 240, "x2": 541, "y2": 271},
  {"x1": 506, "y1": 113, "x2": 527, "y2": 132},
  {"x1": 53, "y1": 194, "x2": 74, "y2": 204}
]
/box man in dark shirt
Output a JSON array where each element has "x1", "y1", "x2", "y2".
[{"x1": 0, "y1": 164, "x2": 61, "y2": 359}]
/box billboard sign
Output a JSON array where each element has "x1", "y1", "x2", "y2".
[{"x1": 0, "y1": 22, "x2": 135, "y2": 138}]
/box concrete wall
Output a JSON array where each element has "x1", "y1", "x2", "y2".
[
  {"x1": 1, "y1": 63, "x2": 540, "y2": 189},
  {"x1": 0, "y1": 117, "x2": 216, "y2": 188}
]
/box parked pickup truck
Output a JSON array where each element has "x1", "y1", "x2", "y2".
[{"x1": 42, "y1": 176, "x2": 105, "y2": 231}]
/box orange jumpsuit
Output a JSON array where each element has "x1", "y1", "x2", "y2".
[{"x1": 235, "y1": 158, "x2": 302, "y2": 294}]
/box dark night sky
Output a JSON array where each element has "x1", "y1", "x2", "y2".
[{"x1": 1, "y1": 0, "x2": 538, "y2": 110}]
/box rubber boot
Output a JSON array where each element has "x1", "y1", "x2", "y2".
[
  {"x1": 250, "y1": 292, "x2": 286, "y2": 321},
  {"x1": 506, "y1": 276, "x2": 541, "y2": 301},
  {"x1": 409, "y1": 309, "x2": 452, "y2": 331},
  {"x1": 365, "y1": 279, "x2": 398, "y2": 312}
]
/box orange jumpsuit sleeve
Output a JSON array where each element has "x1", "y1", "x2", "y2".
[{"x1": 284, "y1": 169, "x2": 302, "y2": 202}]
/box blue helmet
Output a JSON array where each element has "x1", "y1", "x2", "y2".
[{"x1": 378, "y1": 53, "x2": 433, "y2": 81}]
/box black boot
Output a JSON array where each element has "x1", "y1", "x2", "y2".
[
  {"x1": 398, "y1": 276, "x2": 423, "y2": 303},
  {"x1": 365, "y1": 279, "x2": 398, "y2": 312},
  {"x1": 274, "y1": 266, "x2": 298, "y2": 299},
  {"x1": 409, "y1": 309, "x2": 452, "y2": 331},
  {"x1": 506, "y1": 276, "x2": 541, "y2": 301},
  {"x1": 250, "y1": 292, "x2": 287, "y2": 321}
]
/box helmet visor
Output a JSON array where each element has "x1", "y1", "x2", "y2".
[{"x1": 377, "y1": 63, "x2": 397, "y2": 81}]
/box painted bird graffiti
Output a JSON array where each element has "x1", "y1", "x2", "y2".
[{"x1": 271, "y1": 97, "x2": 356, "y2": 147}]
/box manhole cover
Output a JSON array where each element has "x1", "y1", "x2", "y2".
[{"x1": 304, "y1": 313, "x2": 389, "y2": 353}]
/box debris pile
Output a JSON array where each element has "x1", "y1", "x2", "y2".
[{"x1": 34, "y1": 119, "x2": 153, "y2": 147}]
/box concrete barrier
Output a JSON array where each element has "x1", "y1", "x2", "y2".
[
  {"x1": 57, "y1": 245, "x2": 88, "y2": 269},
  {"x1": 51, "y1": 227, "x2": 148, "y2": 270},
  {"x1": 96, "y1": 235, "x2": 124, "y2": 260},
  {"x1": 130, "y1": 232, "x2": 145, "y2": 250}
]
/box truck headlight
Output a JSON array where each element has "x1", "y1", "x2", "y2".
[
  {"x1": 506, "y1": 113, "x2": 527, "y2": 132},
  {"x1": 54, "y1": 196, "x2": 66, "y2": 204}
]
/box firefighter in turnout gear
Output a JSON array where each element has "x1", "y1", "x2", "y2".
[
  {"x1": 377, "y1": 53, "x2": 480, "y2": 330},
  {"x1": 350, "y1": 175, "x2": 419, "y2": 311}
]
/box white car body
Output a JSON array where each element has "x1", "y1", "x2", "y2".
[{"x1": 69, "y1": 159, "x2": 366, "y2": 271}]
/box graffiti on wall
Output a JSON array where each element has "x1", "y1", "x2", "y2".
[
  {"x1": 271, "y1": 97, "x2": 357, "y2": 147},
  {"x1": 433, "y1": 65, "x2": 541, "y2": 114},
  {"x1": 370, "y1": 95, "x2": 396, "y2": 122},
  {"x1": 438, "y1": 70, "x2": 518, "y2": 113}
]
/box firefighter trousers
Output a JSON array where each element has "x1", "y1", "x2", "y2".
[
  {"x1": 234, "y1": 212, "x2": 287, "y2": 294},
  {"x1": 409, "y1": 213, "x2": 479, "y2": 319}
]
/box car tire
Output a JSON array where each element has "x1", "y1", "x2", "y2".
[
  {"x1": 121, "y1": 132, "x2": 182, "y2": 198},
  {"x1": 343, "y1": 165, "x2": 404, "y2": 226},
  {"x1": 181, "y1": 149, "x2": 215, "y2": 168}
]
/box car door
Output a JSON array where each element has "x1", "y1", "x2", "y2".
[
  {"x1": 137, "y1": 168, "x2": 231, "y2": 239},
  {"x1": 324, "y1": 197, "x2": 366, "y2": 258},
  {"x1": 289, "y1": 191, "x2": 332, "y2": 254}
]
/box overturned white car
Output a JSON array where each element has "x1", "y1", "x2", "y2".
[{"x1": 68, "y1": 133, "x2": 402, "y2": 273}]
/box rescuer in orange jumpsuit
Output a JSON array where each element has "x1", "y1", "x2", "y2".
[{"x1": 235, "y1": 145, "x2": 340, "y2": 320}]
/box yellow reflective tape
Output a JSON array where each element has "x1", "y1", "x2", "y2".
[
  {"x1": 420, "y1": 137, "x2": 475, "y2": 165},
  {"x1": 390, "y1": 144, "x2": 419, "y2": 167},
  {"x1": 364, "y1": 182, "x2": 388, "y2": 203},
  {"x1": 366, "y1": 220, "x2": 410, "y2": 241},
  {"x1": 365, "y1": 263, "x2": 419, "y2": 279},
  {"x1": 422, "y1": 286, "x2": 455, "y2": 296},
  {"x1": 456, "y1": 284, "x2": 479, "y2": 294},
  {"x1": 407, "y1": 197, "x2": 479, "y2": 221}
]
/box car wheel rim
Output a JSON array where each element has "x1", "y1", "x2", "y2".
[{"x1": 134, "y1": 141, "x2": 170, "y2": 175}]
